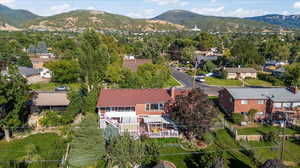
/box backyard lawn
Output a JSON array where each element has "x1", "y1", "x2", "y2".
[
  {"x1": 164, "y1": 76, "x2": 182, "y2": 88},
  {"x1": 205, "y1": 77, "x2": 242, "y2": 86},
  {"x1": 30, "y1": 82, "x2": 81, "y2": 91},
  {"x1": 0, "y1": 133, "x2": 66, "y2": 167},
  {"x1": 245, "y1": 79, "x2": 273, "y2": 87},
  {"x1": 237, "y1": 125, "x2": 300, "y2": 135}
]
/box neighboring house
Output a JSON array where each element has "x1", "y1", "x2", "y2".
[
  {"x1": 219, "y1": 87, "x2": 300, "y2": 123},
  {"x1": 123, "y1": 59, "x2": 152, "y2": 72},
  {"x1": 28, "y1": 53, "x2": 55, "y2": 59},
  {"x1": 196, "y1": 55, "x2": 219, "y2": 67},
  {"x1": 124, "y1": 55, "x2": 135, "y2": 60},
  {"x1": 31, "y1": 91, "x2": 70, "y2": 113},
  {"x1": 30, "y1": 58, "x2": 53, "y2": 69},
  {"x1": 96, "y1": 87, "x2": 188, "y2": 138},
  {"x1": 18, "y1": 66, "x2": 43, "y2": 84},
  {"x1": 224, "y1": 67, "x2": 257, "y2": 79}
]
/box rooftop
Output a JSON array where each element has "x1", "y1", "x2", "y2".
[
  {"x1": 123, "y1": 59, "x2": 152, "y2": 72},
  {"x1": 19, "y1": 66, "x2": 40, "y2": 77},
  {"x1": 225, "y1": 87, "x2": 300, "y2": 102},
  {"x1": 225, "y1": 67, "x2": 257, "y2": 73},
  {"x1": 97, "y1": 88, "x2": 188, "y2": 107},
  {"x1": 33, "y1": 91, "x2": 70, "y2": 106}
]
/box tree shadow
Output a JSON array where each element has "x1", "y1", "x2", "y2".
[{"x1": 228, "y1": 158, "x2": 251, "y2": 168}]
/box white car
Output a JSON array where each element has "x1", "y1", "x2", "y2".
[{"x1": 195, "y1": 77, "x2": 205, "y2": 82}]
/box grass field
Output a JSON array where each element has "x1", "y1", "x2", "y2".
[
  {"x1": 205, "y1": 77, "x2": 242, "y2": 86},
  {"x1": 0, "y1": 133, "x2": 66, "y2": 167},
  {"x1": 30, "y1": 82, "x2": 81, "y2": 91},
  {"x1": 245, "y1": 79, "x2": 273, "y2": 86},
  {"x1": 164, "y1": 76, "x2": 182, "y2": 88},
  {"x1": 238, "y1": 126, "x2": 300, "y2": 135}
]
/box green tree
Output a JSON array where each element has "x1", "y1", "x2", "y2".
[
  {"x1": 186, "y1": 150, "x2": 224, "y2": 168},
  {"x1": 231, "y1": 38, "x2": 265, "y2": 66},
  {"x1": 284, "y1": 63, "x2": 300, "y2": 87},
  {"x1": 0, "y1": 65, "x2": 31, "y2": 141},
  {"x1": 78, "y1": 29, "x2": 110, "y2": 91},
  {"x1": 181, "y1": 46, "x2": 196, "y2": 64},
  {"x1": 203, "y1": 61, "x2": 216, "y2": 73},
  {"x1": 194, "y1": 32, "x2": 215, "y2": 51},
  {"x1": 248, "y1": 109, "x2": 258, "y2": 123},
  {"x1": 137, "y1": 63, "x2": 171, "y2": 88},
  {"x1": 45, "y1": 60, "x2": 80, "y2": 84}
]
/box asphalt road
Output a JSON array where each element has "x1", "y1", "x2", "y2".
[{"x1": 172, "y1": 69, "x2": 222, "y2": 96}]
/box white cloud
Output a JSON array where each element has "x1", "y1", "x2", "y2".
[
  {"x1": 293, "y1": 2, "x2": 300, "y2": 9},
  {"x1": 87, "y1": 6, "x2": 96, "y2": 10},
  {"x1": 211, "y1": 0, "x2": 217, "y2": 3},
  {"x1": 146, "y1": 0, "x2": 189, "y2": 6},
  {"x1": 127, "y1": 9, "x2": 156, "y2": 18},
  {"x1": 0, "y1": 0, "x2": 14, "y2": 4},
  {"x1": 50, "y1": 4, "x2": 73, "y2": 13},
  {"x1": 192, "y1": 6, "x2": 225, "y2": 16},
  {"x1": 230, "y1": 8, "x2": 271, "y2": 18}
]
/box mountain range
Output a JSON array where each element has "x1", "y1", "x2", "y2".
[
  {"x1": 0, "y1": 4, "x2": 39, "y2": 27},
  {"x1": 0, "y1": 4, "x2": 298, "y2": 32},
  {"x1": 246, "y1": 14, "x2": 300, "y2": 29}
]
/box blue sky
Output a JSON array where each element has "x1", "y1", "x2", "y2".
[{"x1": 1, "y1": 0, "x2": 300, "y2": 18}]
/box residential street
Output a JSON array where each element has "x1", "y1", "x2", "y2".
[{"x1": 172, "y1": 69, "x2": 222, "y2": 96}]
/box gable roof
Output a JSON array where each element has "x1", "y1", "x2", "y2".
[
  {"x1": 97, "y1": 88, "x2": 175, "y2": 107},
  {"x1": 123, "y1": 59, "x2": 152, "y2": 72},
  {"x1": 33, "y1": 91, "x2": 70, "y2": 106},
  {"x1": 225, "y1": 67, "x2": 257, "y2": 73},
  {"x1": 19, "y1": 66, "x2": 40, "y2": 77},
  {"x1": 225, "y1": 88, "x2": 300, "y2": 102}
]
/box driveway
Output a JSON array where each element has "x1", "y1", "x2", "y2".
[{"x1": 172, "y1": 69, "x2": 222, "y2": 96}]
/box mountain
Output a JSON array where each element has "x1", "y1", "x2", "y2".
[
  {"x1": 152, "y1": 10, "x2": 282, "y2": 32},
  {"x1": 23, "y1": 10, "x2": 185, "y2": 32},
  {"x1": 245, "y1": 14, "x2": 300, "y2": 28},
  {"x1": 0, "y1": 4, "x2": 40, "y2": 27}
]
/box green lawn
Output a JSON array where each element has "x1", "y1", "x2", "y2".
[
  {"x1": 245, "y1": 79, "x2": 273, "y2": 86},
  {"x1": 205, "y1": 77, "x2": 242, "y2": 86},
  {"x1": 0, "y1": 133, "x2": 66, "y2": 167},
  {"x1": 154, "y1": 130, "x2": 255, "y2": 168},
  {"x1": 164, "y1": 77, "x2": 182, "y2": 88},
  {"x1": 238, "y1": 126, "x2": 300, "y2": 135},
  {"x1": 30, "y1": 82, "x2": 81, "y2": 91}
]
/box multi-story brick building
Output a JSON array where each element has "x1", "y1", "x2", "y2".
[
  {"x1": 219, "y1": 87, "x2": 300, "y2": 122},
  {"x1": 97, "y1": 88, "x2": 187, "y2": 138}
]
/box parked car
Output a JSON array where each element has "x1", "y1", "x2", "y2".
[
  {"x1": 195, "y1": 77, "x2": 205, "y2": 82},
  {"x1": 55, "y1": 86, "x2": 69, "y2": 91}
]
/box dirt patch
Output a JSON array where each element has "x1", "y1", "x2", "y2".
[{"x1": 89, "y1": 10, "x2": 105, "y2": 15}]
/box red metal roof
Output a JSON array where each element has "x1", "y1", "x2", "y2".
[{"x1": 97, "y1": 88, "x2": 175, "y2": 107}]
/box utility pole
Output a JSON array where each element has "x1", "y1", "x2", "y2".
[
  {"x1": 192, "y1": 61, "x2": 198, "y2": 89},
  {"x1": 279, "y1": 114, "x2": 287, "y2": 161}
]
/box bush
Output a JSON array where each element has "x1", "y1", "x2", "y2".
[
  {"x1": 202, "y1": 132, "x2": 214, "y2": 145},
  {"x1": 220, "y1": 70, "x2": 228, "y2": 79},
  {"x1": 257, "y1": 73, "x2": 284, "y2": 86},
  {"x1": 263, "y1": 131, "x2": 279, "y2": 143},
  {"x1": 232, "y1": 113, "x2": 244, "y2": 125},
  {"x1": 40, "y1": 110, "x2": 64, "y2": 127}
]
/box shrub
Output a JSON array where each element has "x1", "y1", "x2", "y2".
[
  {"x1": 202, "y1": 132, "x2": 214, "y2": 145},
  {"x1": 232, "y1": 113, "x2": 244, "y2": 125},
  {"x1": 220, "y1": 70, "x2": 228, "y2": 79},
  {"x1": 263, "y1": 131, "x2": 279, "y2": 143},
  {"x1": 257, "y1": 73, "x2": 284, "y2": 86},
  {"x1": 40, "y1": 110, "x2": 64, "y2": 127}
]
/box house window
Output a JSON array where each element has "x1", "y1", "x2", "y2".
[
  {"x1": 258, "y1": 100, "x2": 264, "y2": 104},
  {"x1": 283, "y1": 103, "x2": 291, "y2": 108},
  {"x1": 145, "y1": 103, "x2": 164, "y2": 111},
  {"x1": 274, "y1": 103, "x2": 282, "y2": 108},
  {"x1": 241, "y1": 100, "x2": 248, "y2": 105},
  {"x1": 293, "y1": 102, "x2": 300, "y2": 108}
]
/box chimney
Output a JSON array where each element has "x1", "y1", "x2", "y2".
[
  {"x1": 289, "y1": 86, "x2": 298, "y2": 94},
  {"x1": 170, "y1": 87, "x2": 176, "y2": 99}
]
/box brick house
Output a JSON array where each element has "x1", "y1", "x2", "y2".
[
  {"x1": 96, "y1": 88, "x2": 187, "y2": 138},
  {"x1": 224, "y1": 67, "x2": 257, "y2": 79},
  {"x1": 219, "y1": 87, "x2": 300, "y2": 123}
]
